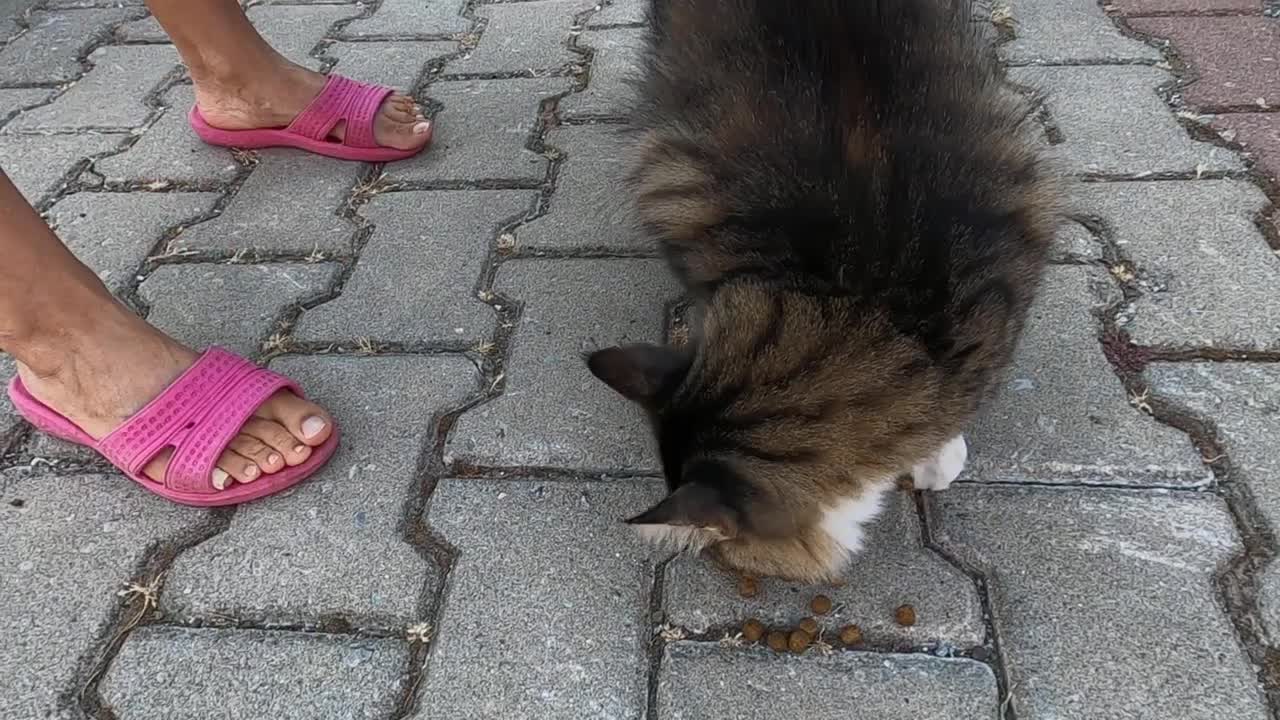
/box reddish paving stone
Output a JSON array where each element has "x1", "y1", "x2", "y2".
[
  {"x1": 1129, "y1": 17, "x2": 1280, "y2": 108},
  {"x1": 1108, "y1": 0, "x2": 1261, "y2": 16},
  {"x1": 1214, "y1": 112, "x2": 1280, "y2": 182}
]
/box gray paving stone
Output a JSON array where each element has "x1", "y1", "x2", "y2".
[
  {"x1": 94, "y1": 84, "x2": 241, "y2": 186},
  {"x1": 339, "y1": 0, "x2": 468, "y2": 38},
  {"x1": 0, "y1": 133, "x2": 128, "y2": 204},
  {"x1": 414, "y1": 477, "x2": 662, "y2": 720},
  {"x1": 388, "y1": 77, "x2": 568, "y2": 183},
  {"x1": 964, "y1": 266, "x2": 1207, "y2": 486},
  {"x1": 1012, "y1": 66, "x2": 1240, "y2": 176},
  {"x1": 658, "y1": 644, "x2": 999, "y2": 720},
  {"x1": 447, "y1": 258, "x2": 677, "y2": 470},
  {"x1": 141, "y1": 263, "x2": 341, "y2": 358},
  {"x1": 665, "y1": 489, "x2": 983, "y2": 648},
  {"x1": 45, "y1": 191, "x2": 219, "y2": 293},
  {"x1": 296, "y1": 190, "x2": 531, "y2": 345},
  {"x1": 1143, "y1": 362, "x2": 1280, "y2": 634},
  {"x1": 45, "y1": 0, "x2": 143, "y2": 7},
  {"x1": 161, "y1": 355, "x2": 477, "y2": 627},
  {"x1": 0, "y1": 468, "x2": 208, "y2": 719},
  {"x1": 100, "y1": 626, "x2": 409, "y2": 720},
  {"x1": 1053, "y1": 219, "x2": 1102, "y2": 262},
  {"x1": 933, "y1": 486, "x2": 1265, "y2": 720},
  {"x1": 1075, "y1": 180, "x2": 1280, "y2": 350},
  {"x1": 0, "y1": 88, "x2": 54, "y2": 126},
  {"x1": 589, "y1": 0, "x2": 646, "y2": 27},
  {"x1": 7, "y1": 45, "x2": 178, "y2": 133},
  {"x1": 0, "y1": 354, "x2": 19, "y2": 447},
  {"x1": 450, "y1": 0, "x2": 592, "y2": 75},
  {"x1": 999, "y1": 0, "x2": 1161, "y2": 64},
  {"x1": 517, "y1": 124, "x2": 646, "y2": 250},
  {"x1": 168, "y1": 150, "x2": 361, "y2": 254},
  {"x1": 561, "y1": 27, "x2": 643, "y2": 120},
  {"x1": 327, "y1": 39, "x2": 457, "y2": 92},
  {"x1": 0, "y1": 8, "x2": 142, "y2": 84}
]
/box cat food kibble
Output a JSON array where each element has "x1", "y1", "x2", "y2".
[
  {"x1": 838, "y1": 624, "x2": 863, "y2": 646},
  {"x1": 767, "y1": 630, "x2": 789, "y2": 652},
  {"x1": 788, "y1": 629, "x2": 812, "y2": 653},
  {"x1": 895, "y1": 604, "x2": 917, "y2": 627},
  {"x1": 798, "y1": 617, "x2": 820, "y2": 636},
  {"x1": 810, "y1": 594, "x2": 833, "y2": 615},
  {"x1": 738, "y1": 576, "x2": 760, "y2": 598},
  {"x1": 742, "y1": 618, "x2": 766, "y2": 643}
]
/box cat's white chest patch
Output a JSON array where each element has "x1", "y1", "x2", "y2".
[
  {"x1": 912, "y1": 434, "x2": 968, "y2": 491},
  {"x1": 819, "y1": 480, "x2": 893, "y2": 554}
]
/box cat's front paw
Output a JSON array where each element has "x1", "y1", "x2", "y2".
[{"x1": 912, "y1": 434, "x2": 968, "y2": 491}]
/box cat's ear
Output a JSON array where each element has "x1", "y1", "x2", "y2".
[
  {"x1": 626, "y1": 463, "x2": 741, "y2": 548},
  {"x1": 586, "y1": 343, "x2": 690, "y2": 404}
]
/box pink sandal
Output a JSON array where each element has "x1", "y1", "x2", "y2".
[
  {"x1": 188, "y1": 74, "x2": 431, "y2": 163},
  {"x1": 6, "y1": 348, "x2": 339, "y2": 507}
]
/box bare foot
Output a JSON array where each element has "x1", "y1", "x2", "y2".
[
  {"x1": 16, "y1": 305, "x2": 333, "y2": 491},
  {"x1": 193, "y1": 61, "x2": 431, "y2": 152}
]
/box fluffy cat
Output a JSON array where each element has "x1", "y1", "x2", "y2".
[{"x1": 587, "y1": 0, "x2": 1058, "y2": 582}]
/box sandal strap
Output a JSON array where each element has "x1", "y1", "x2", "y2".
[{"x1": 285, "y1": 74, "x2": 395, "y2": 150}]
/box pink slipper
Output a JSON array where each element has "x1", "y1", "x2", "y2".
[
  {"x1": 6, "y1": 348, "x2": 339, "y2": 507},
  {"x1": 188, "y1": 74, "x2": 430, "y2": 163}
]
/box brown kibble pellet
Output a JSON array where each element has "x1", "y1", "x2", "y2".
[
  {"x1": 788, "y1": 629, "x2": 812, "y2": 653},
  {"x1": 895, "y1": 604, "x2": 917, "y2": 627},
  {"x1": 838, "y1": 624, "x2": 863, "y2": 646},
  {"x1": 798, "y1": 617, "x2": 820, "y2": 636},
  {"x1": 810, "y1": 594, "x2": 833, "y2": 615},
  {"x1": 742, "y1": 618, "x2": 766, "y2": 643},
  {"x1": 738, "y1": 576, "x2": 759, "y2": 598},
  {"x1": 767, "y1": 630, "x2": 788, "y2": 652}
]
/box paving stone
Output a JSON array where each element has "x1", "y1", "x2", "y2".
[
  {"x1": 0, "y1": 88, "x2": 54, "y2": 126},
  {"x1": 7, "y1": 45, "x2": 178, "y2": 132},
  {"x1": 414, "y1": 477, "x2": 662, "y2": 719},
  {"x1": 1143, "y1": 362, "x2": 1280, "y2": 634},
  {"x1": 561, "y1": 27, "x2": 643, "y2": 120},
  {"x1": 339, "y1": 0, "x2": 468, "y2": 37},
  {"x1": 1214, "y1": 112, "x2": 1280, "y2": 183},
  {"x1": 658, "y1": 644, "x2": 999, "y2": 720},
  {"x1": 93, "y1": 84, "x2": 240, "y2": 186},
  {"x1": 168, "y1": 150, "x2": 361, "y2": 254},
  {"x1": 327, "y1": 39, "x2": 457, "y2": 92},
  {"x1": 1011, "y1": 66, "x2": 1240, "y2": 175},
  {"x1": 517, "y1": 124, "x2": 646, "y2": 250},
  {"x1": 45, "y1": 191, "x2": 220, "y2": 293},
  {"x1": 0, "y1": 133, "x2": 128, "y2": 204},
  {"x1": 45, "y1": 0, "x2": 144, "y2": 7},
  {"x1": 589, "y1": 0, "x2": 646, "y2": 26},
  {"x1": 296, "y1": 190, "x2": 531, "y2": 345},
  {"x1": 999, "y1": 0, "x2": 1161, "y2": 63},
  {"x1": 965, "y1": 266, "x2": 1207, "y2": 485},
  {"x1": 1110, "y1": 0, "x2": 1261, "y2": 13},
  {"x1": 100, "y1": 626, "x2": 409, "y2": 720},
  {"x1": 450, "y1": 0, "x2": 592, "y2": 75},
  {"x1": 447, "y1": 258, "x2": 677, "y2": 470},
  {"x1": 141, "y1": 263, "x2": 341, "y2": 358},
  {"x1": 0, "y1": 468, "x2": 208, "y2": 719},
  {"x1": 664, "y1": 489, "x2": 983, "y2": 648},
  {"x1": 161, "y1": 355, "x2": 477, "y2": 627},
  {"x1": 933, "y1": 486, "x2": 1264, "y2": 720},
  {"x1": 387, "y1": 78, "x2": 568, "y2": 183},
  {"x1": 0, "y1": 354, "x2": 19, "y2": 446},
  {"x1": 1130, "y1": 17, "x2": 1280, "y2": 108},
  {"x1": 1074, "y1": 180, "x2": 1280, "y2": 350},
  {"x1": 1053, "y1": 219, "x2": 1103, "y2": 261},
  {"x1": 0, "y1": 8, "x2": 142, "y2": 84}
]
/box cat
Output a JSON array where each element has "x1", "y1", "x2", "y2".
[{"x1": 587, "y1": 0, "x2": 1058, "y2": 582}]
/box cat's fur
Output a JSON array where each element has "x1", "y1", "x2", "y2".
[{"x1": 587, "y1": 0, "x2": 1058, "y2": 582}]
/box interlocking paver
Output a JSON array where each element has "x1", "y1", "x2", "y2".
[
  {"x1": 295, "y1": 190, "x2": 532, "y2": 345},
  {"x1": 387, "y1": 77, "x2": 570, "y2": 183},
  {"x1": 414, "y1": 478, "x2": 662, "y2": 719},
  {"x1": 0, "y1": 133, "x2": 128, "y2": 204},
  {"x1": 449, "y1": 0, "x2": 593, "y2": 75},
  {"x1": 1054, "y1": 220, "x2": 1103, "y2": 261},
  {"x1": 1075, "y1": 180, "x2": 1280, "y2": 350},
  {"x1": 6, "y1": 45, "x2": 178, "y2": 132},
  {"x1": 589, "y1": 0, "x2": 647, "y2": 27},
  {"x1": 167, "y1": 150, "x2": 361, "y2": 254},
  {"x1": 1214, "y1": 112, "x2": 1280, "y2": 182},
  {"x1": 0, "y1": 355, "x2": 20, "y2": 446},
  {"x1": 339, "y1": 0, "x2": 469, "y2": 38},
  {"x1": 964, "y1": 266, "x2": 1207, "y2": 485},
  {"x1": 1110, "y1": 0, "x2": 1261, "y2": 13},
  {"x1": 1130, "y1": 17, "x2": 1280, "y2": 108},
  {"x1": 517, "y1": 124, "x2": 647, "y2": 250},
  {"x1": 93, "y1": 84, "x2": 241, "y2": 186},
  {"x1": 561, "y1": 27, "x2": 644, "y2": 120},
  {"x1": 0, "y1": 88, "x2": 53, "y2": 126},
  {"x1": 664, "y1": 489, "x2": 983, "y2": 647},
  {"x1": 100, "y1": 627, "x2": 409, "y2": 719},
  {"x1": 999, "y1": 0, "x2": 1161, "y2": 63},
  {"x1": 1012, "y1": 65, "x2": 1240, "y2": 175},
  {"x1": 327, "y1": 39, "x2": 458, "y2": 92},
  {"x1": 160, "y1": 356, "x2": 476, "y2": 627},
  {"x1": 446, "y1": 258, "x2": 677, "y2": 470},
  {"x1": 933, "y1": 486, "x2": 1264, "y2": 720},
  {"x1": 44, "y1": 190, "x2": 220, "y2": 292},
  {"x1": 658, "y1": 644, "x2": 999, "y2": 720},
  {"x1": 0, "y1": 8, "x2": 142, "y2": 84},
  {"x1": 0, "y1": 468, "x2": 208, "y2": 719}
]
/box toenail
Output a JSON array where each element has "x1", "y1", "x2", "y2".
[
  {"x1": 245, "y1": 465, "x2": 260, "y2": 480},
  {"x1": 302, "y1": 416, "x2": 327, "y2": 439},
  {"x1": 413, "y1": 121, "x2": 431, "y2": 135},
  {"x1": 212, "y1": 469, "x2": 230, "y2": 490},
  {"x1": 268, "y1": 453, "x2": 282, "y2": 466}
]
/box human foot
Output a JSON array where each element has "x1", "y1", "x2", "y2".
[
  {"x1": 14, "y1": 308, "x2": 333, "y2": 492},
  {"x1": 192, "y1": 62, "x2": 431, "y2": 153}
]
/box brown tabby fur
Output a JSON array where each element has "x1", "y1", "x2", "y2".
[{"x1": 587, "y1": 0, "x2": 1059, "y2": 582}]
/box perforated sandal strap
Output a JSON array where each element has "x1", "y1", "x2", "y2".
[{"x1": 284, "y1": 74, "x2": 395, "y2": 149}]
